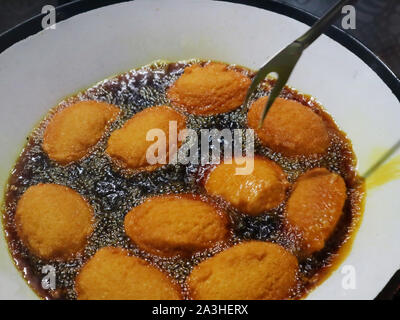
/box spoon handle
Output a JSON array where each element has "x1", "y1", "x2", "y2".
[{"x1": 295, "y1": 0, "x2": 357, "y2": 49}]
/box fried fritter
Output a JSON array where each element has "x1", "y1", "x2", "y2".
[
  {"x1": 247, "y1": 96, "x2": 330, "y2": 157},
  {"x1": 167, "y1": 62, "x2": 251, "y2": 115},
  {"x1": 124, "y1": 194, "x2": 229, "y2": 257},
  {"x1": 106, "y1": 105, "x2": 186, "y2": 171},
  {"x1": 187, "y1": 241, "x2": 298, "y2": 300},
  {"x1": 43, "y1": 100, "x2": 120, "y2": 164},
  {"x1": 15, "y1": 184, "x2": 94, "y2": 260},
  {"x1": 205, "y1": 157, "x2": 289, "y2": 215},
  {"x1": 75, "y1": 247, "x2": 181, "y2": 300},
  {"x1": 285, "y1": 168, "x2": 347, "y2": 254}
]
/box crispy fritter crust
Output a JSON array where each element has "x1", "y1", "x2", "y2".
[
  {"x1": 286, "y1": 168, "x2": 347, "y2": 254},
  {"x1": 75, "y1": 247, "x2": 181, "y2": 300},
  {"x1": 43, "y1": 100, "x2": 120, "y2": 164},
  {"x1": 187, "y1": 241, "x2": 298, "y2": 300},
  {"x1": 247, "y1": 97, "x2": 330, "y2": 156},
  {"x1": 124, "y1": 194, "x2": 229, "y2": 257},
  {"x1": 205, "y1": 157, "x2": 289, "y2": 215},
  {"x1": 106, "y1": 105, "x2": 186, "y2": 170},
  {"x1": 15, "y1": 184, "x2": 94, "y2": 260},
  {"x1": 167, "y1": 62, "x2": 251, "y2": 115}
]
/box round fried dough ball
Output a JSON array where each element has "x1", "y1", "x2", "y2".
[
  {"x1": 15, "y1": 184, "x2": 94, "y2": 260},
  {"x1": 187, "y1": 241, "x2": 298, "y2": 300},
  {"x1": 43, "y1": 100, "x2": 120, "y2": 164},
  {"x1": 247, "y1": 96, "x2": 330, "y2": 157},
  {"x1": 205, "y1": 157, "x2": 289, "y2": 215},
  {"x1": 106, "y1": 105, "x2": 186, "y2": 171},
  {"x1": 124, "y1": 194, "x2": 229, "y2": 257},
  {"x1": 286, "y1": 168, "x2": 347, "y2": 254},
  {"x1": 75, "y1": 247, "x2": 181, "y2": 300},
  {"x1": 167, "y1": 62, "x2": 251, "y2": 115}
]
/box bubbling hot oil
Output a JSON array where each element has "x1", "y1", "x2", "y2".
[{"x1": 3, "y1": 60, "x2": 364, "y2": 300}]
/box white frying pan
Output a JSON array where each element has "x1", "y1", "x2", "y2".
[{"x1": 0, "y1": 0, "x2": 399, "y2": 300}]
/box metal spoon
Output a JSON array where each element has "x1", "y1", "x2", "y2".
[{"x1": 244, "y1": 0, "x2": 356, "y2": 127}]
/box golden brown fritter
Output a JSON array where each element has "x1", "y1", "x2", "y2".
[
  {"x1": 75, "y1": 247, "x2": 181, "y2": 300},
  {"x1": 43, "y1": 100, "x2": 120, "y2": 164},
  {"x1": 15, "y1": 184, "x2": 94, "y2": 260},
  {"x1": 205, "y1": 157, "x2": 289, "y2": 215},
  {"x1": 285, "y1": 168, "x2": 347, "y2": 254},
  {"x1": 167, "y1": 62, "x2": 251, "y2": 115},
  {"x1": 124, "y1": 194, "x2": 229, "y2": 257},
  {"x1": 187, "y1": 241, "x2": 298, "y2": 300},
  {"x1": 106, "y1": 105, "x2": 186, "y2": 171},
  {"x1": 247, "y1": 96, "x2": 330, "y2": 157}
]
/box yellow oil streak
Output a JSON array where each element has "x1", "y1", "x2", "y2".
[{"x1": 366, "y1": 153, "x2": 400, "y2": 190}]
